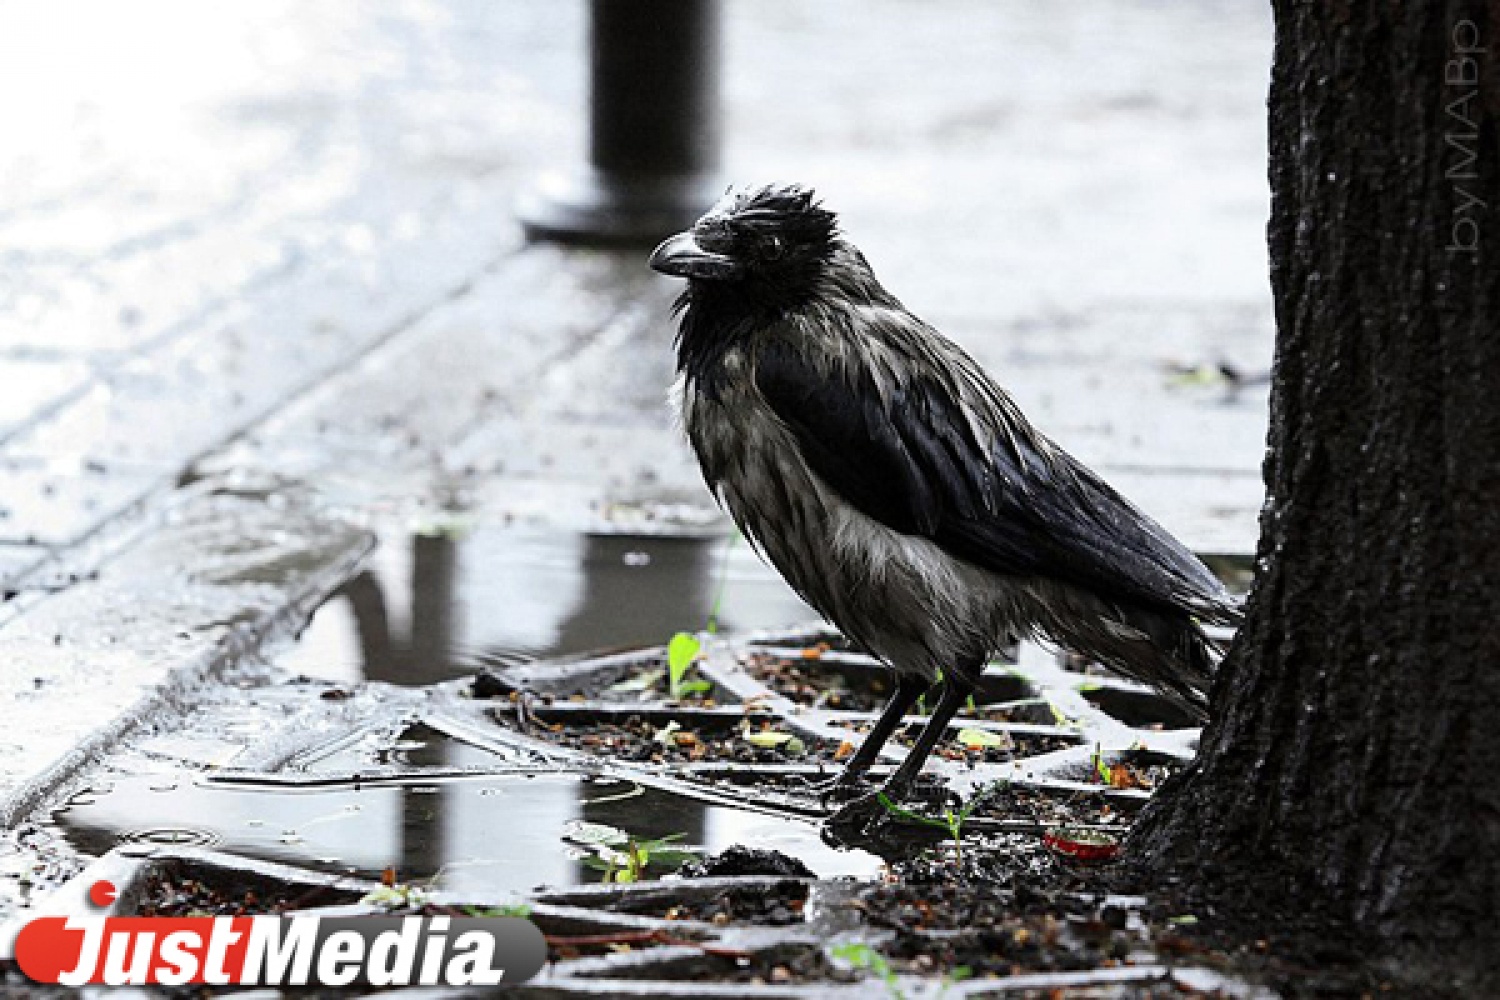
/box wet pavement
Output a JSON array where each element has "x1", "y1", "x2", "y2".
[{"x1": 0, "y1": 2, "x2": 1275, "y2": 993}]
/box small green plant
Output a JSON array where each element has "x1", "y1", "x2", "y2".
[
  {"x1": 915, "y1": 668, "x2": 942, "y2": 715},
  {"x1": 914, "y1": 670, "x2": 980, "y2": 716},
  {"x1": 875, "y1": 791, "x2": 987, "y2": 869},
  {"x1": 462, "y1": 903, "x2": 533, "y2": 918},
  {"x1": 665, "y1": 632, "x2": 711, "y2": 700},
  {"x1": 1043, "y1": 698, "x2": 1082, "y2": 729},
  {"x1": 1092, "y1": 743, "x2": 1114, "y2": 785},
  {"x1": 582, "y1": 834, "x2": 699, "y2": 884},
  {"x1": 566, "y1": 820, "x2": 700, "y2": 884},
  {"x1": 938, "y1": 965, "x2": 974, "y2": 997},
  {"x1": 829, "y1": 942, "x2": 904, "y2": 999},
  {"x1": 360, "y1": 882, "x2": 429, "y2": 910}
]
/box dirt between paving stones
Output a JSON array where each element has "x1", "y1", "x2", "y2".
[{"x1": 22, "y1": 625, "x2": 1395, "y2": 995}]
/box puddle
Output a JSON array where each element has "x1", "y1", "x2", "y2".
[
  {"x1": 50, "y1": 772, "x2": 882, "y2": 898},
  {"x1": 292, "y1": 722, "x2": 533, "y2": 771},
  {"x1": 279, "y1": 525, "x2": 813, "y2": 687}
]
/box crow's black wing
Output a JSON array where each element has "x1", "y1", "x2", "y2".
[{"x1": 754, "y1": 323, "x2": 1239, "y2": 623}]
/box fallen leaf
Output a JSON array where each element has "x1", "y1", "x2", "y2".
[{"x1": 956, "y1": 727, "x2": 1012, "y2": 750}]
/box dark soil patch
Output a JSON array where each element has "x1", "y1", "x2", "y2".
[
  {"x1": 1080, "y1": 683, "x2": 1201, "y2": 729},
  {"x1": 546, "y1": 932, "x2": 678, "y2": 962},
  {"x1": 508, "y1": 712, "x2": 844, "y2": 765},
  {"x1": 742, "y1": 650, "x2": 1040, "y2": 723},
  {"x1": 710, "y1": 943, "x2": 855, "y2": 986},
  {"x1": 138, "y1": 869, "x2": 360, "y2": 917},
  {"x1": 677, "y1": 845, "x2": 816, "y2": 880},
  {"x1": 972, "y1": 784, "x2": 1136, "y2": 828},
  {"x1": 859, "y1": 882, "x2": 1143, "y2": 979},
  {"x1": 831, "y1": 719, "x2": 1078, "y2": 762},
  {"x1": 742, "y1": 649, "x2": 890, "y2": 712},
  {"x1": 547, "y1": 938, "x2": 846, "y2": 986},
  {"x1": 657, "y1": 881, "x2": 808, "y2": 926},
  {"x1": 1111, "y1": 748, "x2": 1185, "y2": 791}
]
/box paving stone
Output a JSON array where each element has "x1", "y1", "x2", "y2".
[
  {"x1": 3, "y1": 187, "x2": 524, "y2": 473},
  {"x1": 0, "y1": 545, "x2": 48, "y2": 591},
  {"x1": 0, "y1": 491, "x2": 372, "y2": 824},
  {"x1": 0, "y1": 359, "x2": 90, "y2": 441},
  {"x1": 0, "y1": 464, "x2": 163, "y2": 548}
]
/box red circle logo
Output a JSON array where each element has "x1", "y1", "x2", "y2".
[{"x1": 87, "y1": 881, "x2": 116, "y2": 908}]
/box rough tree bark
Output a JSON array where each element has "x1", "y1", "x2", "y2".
[{"x1": 1130, "y1": 0, "x2": 1499, "y2": 986}]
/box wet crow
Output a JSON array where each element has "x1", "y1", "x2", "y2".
[{"x1": 650, "y1": 185, "x2": 1242, "y2": 818}]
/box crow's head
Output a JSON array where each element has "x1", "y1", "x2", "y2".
[{"x1": 649, "y1": 185, "x2": 839, "y2": 291}]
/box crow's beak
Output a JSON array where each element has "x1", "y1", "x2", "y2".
[{"x1": 649, "y1": 232, "x2": 742, "y2": 280}]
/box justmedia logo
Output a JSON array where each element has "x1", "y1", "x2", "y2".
[{"x1": 12, "y1": 881, "x2": 547, "y2": 988}]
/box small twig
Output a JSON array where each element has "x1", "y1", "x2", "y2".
[{"x1": 545, "y1": 930, "x2": 666, "y2": 948}]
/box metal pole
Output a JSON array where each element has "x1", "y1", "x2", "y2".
[{"x1": 519, "y1": 0, "x2": 724, "y2": 246}]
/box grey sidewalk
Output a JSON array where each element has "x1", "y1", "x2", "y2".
[{"x1": 0, "y1": 1, "x2": 1273, "y2": 907}]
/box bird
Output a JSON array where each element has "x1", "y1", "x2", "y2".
[{"x1": 648, "y1": 184, "x2": 1242, "y2": 820}]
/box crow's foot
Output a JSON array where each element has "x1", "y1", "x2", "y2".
[
  {"x1": 820, "y1": 782, "x2": 957, "y2": 853},
  {"x1": 803, "y1": 772, "x2": 874, "y2": 808}
]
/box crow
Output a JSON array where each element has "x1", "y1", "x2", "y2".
[{"x1": 649, "y1": 184, "x2": 1242, "y2": 820}]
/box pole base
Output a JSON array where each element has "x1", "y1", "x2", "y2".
[{"x1": 518, "y1": 168, "x2": 724, "y2": 247}]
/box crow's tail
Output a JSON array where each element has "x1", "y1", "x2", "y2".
[{"x1": 1059, "y1": 606, "x2": 1223, "y2": 723}]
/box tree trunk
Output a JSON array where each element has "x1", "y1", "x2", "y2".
[{"x1": 1130, "y1": 0, "x2": 1500, "y2": 985}]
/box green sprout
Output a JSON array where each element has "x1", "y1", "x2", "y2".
[
  {"x1": 829, "y1": 942, "x2": 904, "y2": 999},
  {"x1": 1092, "y1": 743, "x2": 1114, "y2": 785},
  {"x1": 915, "y1": 670, "x2": 979, "y2": 717},
  {"x1": 567, "y1": 821, "x2": 700, "y2": 884},
  {"x1": 581, "y1": 834, "x2": 698, "y2": 884},
  {"x1": 462, "y1": 903, "x2": 532, "y2": 918},
  {"x1": 665, "y1": 632, "x2": 711, "y2": 701},
  {"x1": 360, "y1": 882, "x2": 429, "y2": 910},
  {"x1": 875, "y1": 791, "x2": 988, "y2": 869}
]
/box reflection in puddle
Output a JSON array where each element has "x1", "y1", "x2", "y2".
[
  {"x1": 51, "y1": 771, "x2": 882, "y2": 898},
  {"x1": 280, "y1": 526, "x2": 814, "y2": 687}
]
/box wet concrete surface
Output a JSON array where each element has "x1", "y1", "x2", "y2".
[{"x1": 0, "y1": 487, "x2": 371, "y2": 825}]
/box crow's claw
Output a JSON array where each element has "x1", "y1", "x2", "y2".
[
  {"x1": 821, "y1": 789, "x2": 894, "y2": 847},
  {"x1": 809, "y1": 774, "x2": 874, "y2": 808}
]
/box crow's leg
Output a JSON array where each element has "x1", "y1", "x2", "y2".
[
  {"x1": 816, "y1": 673, "x2": 929, "y2": 802},
  {"x1": 842, "y1": 673, "x2": 932, "y2": 779},
  {"x1": 824, "y1": 674, "x2": 977, "y2": 841},
  {"x1": 870, "y1": 674, "x2": 974, "y2": 804}
]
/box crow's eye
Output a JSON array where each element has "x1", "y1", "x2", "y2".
[{"x1": 762, "y1": 236, "x2": 785, "y2": 261}]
